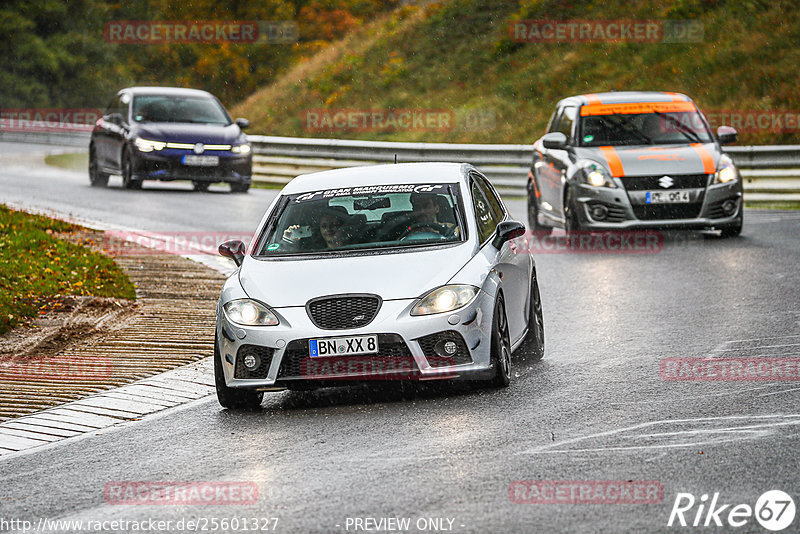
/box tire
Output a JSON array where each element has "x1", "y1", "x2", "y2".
[
  {"x1": 121, "y1": 149, "x2": 142, "y2": 190},
  {"x1": 193, "y1": 181, "x2": 210, "y2": 192},
  {"x1": 515, "y1": 272, "x2": 545, "y2": 361},
  {"x1": 564, "y1": 186, "x2": 583, "y2": 233},
  {"x1": 230, "y1": 182, "x2": 250, "y2": 193},
  {"x1": 214, "y1": 334, "x2": 264, "y2": 409},
  {"x1": 527, "y1": 187, "x2": 553, "y2": 235},
  {"x1": 488, "y1": 296, "x2": 512, "y2": 388},
  {"x1": 719, "y1": 212, "x2": 743, "y2": 238},
  {"x1": 88, "y1": 146, "x2": 109, "y2": 188}
]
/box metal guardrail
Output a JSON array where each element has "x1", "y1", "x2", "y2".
[
  {"x1": 2, "y1": 129, "x2": 798, "y2": 203},
  {"x1": 249, "y1": 135, "x2": 800, "y2": 202}
]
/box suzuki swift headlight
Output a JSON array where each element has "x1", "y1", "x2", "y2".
[
  {"x1": 134, "y1": 138, "x2": 166, "y2": 152},
  {"x1": 712, "y1": 155, "x2": 738, "y2": 184},
  {"x1": 223, "y1": 299, "x2": 279, "y2": 326},
  {"x1": 411, "y1": 285, "x2": 479, "y2": 316},
  {"x1": 578, "y1": 161, "x2": 617, "y2": 188}
]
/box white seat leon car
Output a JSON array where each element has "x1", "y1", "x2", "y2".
[{"x1": 214, "y1": 162, "x2": 545, "y2": 408}]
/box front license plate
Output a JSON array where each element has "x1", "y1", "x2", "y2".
[
  {"x1": 645, "y1": 190, "x2": 691, "y2": 204},
  {"x1": 309, "y1": 335, "x2": 379, "y2": 357},
  {"x1": 182, "y1": 155, "x2": 219, "y2": 166}
]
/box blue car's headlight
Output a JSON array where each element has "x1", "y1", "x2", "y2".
[
  {"x1": 411, "y1": 285, "x2": 479, "y2": 316},
  {"x1": 134, "y1": 138, "x2": 166, "y2": 152},
  {"x1": 223, "y1": 299, "x2": 279, "y2": 326},
  {"x1": 231, "y1": 144, "x2": 251, "y2": 154}
]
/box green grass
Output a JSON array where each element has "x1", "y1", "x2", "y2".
[
  {"x1": 0, "y1": 205, "x2": 136, "y2": 335},
  {"x1": 232, "y1": 0, "x2": 800, "y2": 146},
  {"x1": 745, "y1": 202, "x2": 800, "y2": 210},
  {"x1": 44, "y1": 152, "x2": 88, "y2": 172}
]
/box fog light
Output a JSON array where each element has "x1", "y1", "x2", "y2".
[
  {"x1": 722, "y1": 199, "x2": 737, "y2": 215},
  {"x1": 434, "y1": 339, "x2": 459, "y2": 357},
  {"x1": 243, "y1": 354, "x2": 259, "y2": 370},
  {"x1": 590, "y1": 205, "x2": 608, "y2": 221}
]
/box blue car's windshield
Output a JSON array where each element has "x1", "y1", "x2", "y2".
[
  {"x1": 255, "y1": 184, "x2": 464, "y2": 256},
  {"x1": 132, "y1": 95, "x2": 231, "y2": 125}
]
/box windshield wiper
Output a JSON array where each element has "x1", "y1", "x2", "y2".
[{"x1": 653, "y1": 111, "x2": 703, "y2": 144}]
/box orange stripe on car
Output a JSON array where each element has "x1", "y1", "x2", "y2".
[
  {"x1": 584, "y1": 94, "x2": 602, "y2": 104},
  {"x1": 690, "y1": 143, "x2": 716, "y2": 174},
  {"x1": 599, "y1": 146, "x2": 625, "y2": 177},
  {"x1": 528, "y1": 170, "x2": 541, "y2": 198},
  {"x1": 580, "y1": 101, "x2": 696, "y2": 116}
]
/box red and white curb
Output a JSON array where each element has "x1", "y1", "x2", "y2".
[{"x1": 0, "y1": 358, "x2": 214, "y2": 456}]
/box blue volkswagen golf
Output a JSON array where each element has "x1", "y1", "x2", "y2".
[{"x1": 89, "y1": 87, "x2": 253, "y2": 192}]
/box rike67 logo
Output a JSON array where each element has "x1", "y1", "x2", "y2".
[{"x1": 668, "y1": 490, "x2": 796, "y2": 531}]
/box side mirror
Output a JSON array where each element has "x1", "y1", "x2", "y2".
[
  {"x1": 542, "y1": 131, "x2": 568, "y2": 150},
  {"x1": 105, "y1": 113, "x2": 122, "y2": 125},
  {"x1": 717, "y1": 125, "x2": 738, "y2": 145},
  {"x1": 219, "y1": 239, "x2": 246, "y2": 266},
  {"x1": 235, "y1": 118, "x2": 250, "y2": 130},
  {"x1": 492, "y1": 220, "x2": 526, "y2": 249}
]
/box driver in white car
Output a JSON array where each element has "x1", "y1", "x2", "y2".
[{"x1": 409, "y1": 193, "x2": 458, "y2": 237}]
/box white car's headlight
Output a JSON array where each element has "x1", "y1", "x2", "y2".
[
  {"x1": 231, "y1": 144, "x2": 251, "y2": 154},
  {"x1": 223, "y1": 299, "x2": 279, "y2": 326},
  {"x1": 411, "y1": 285, "x2": 479, "y2": 316},
  {"x1": 134, "y1": 138, "x2": 166, "y2": 152},
  {"x1": 712, "y1": 155, "x2": 738, "y2": 184},
  {"x1": 578, "y1": 160, "x2": 616, "y2": 188}
]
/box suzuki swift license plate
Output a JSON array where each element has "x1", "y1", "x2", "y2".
[
  {"x1": 645, "y1": 190, "x2": 691, "y2": 204},
  {"x1": 309, "y1": 335, "x2": 378, "y2": 357}
]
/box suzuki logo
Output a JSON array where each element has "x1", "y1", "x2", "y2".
[
  {"x1": 658, "y1": 176, "x2": 674, "y2": 188},
  {"x1": 193, "y1": 143, "x2": 205, "y2": 154}
]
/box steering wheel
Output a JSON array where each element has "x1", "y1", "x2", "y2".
[{"x1": 399, "y1": 222, "x2": 448, "y2": 241}]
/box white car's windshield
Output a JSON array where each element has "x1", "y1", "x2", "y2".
[{"x1": 256, "y1": 183, "x2": 464, "y2": 256}]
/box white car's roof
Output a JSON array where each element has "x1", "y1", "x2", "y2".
[{"x1": 280, "y1": 162, "x2": 469, "y2": 195}]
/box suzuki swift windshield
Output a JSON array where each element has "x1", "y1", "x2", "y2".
[
  {"x1": 256, "y1": 184, "x2": 464, "y2": 256},
  {"x1": 579, "y1": 103, "x2": 714, "y2": 146}
]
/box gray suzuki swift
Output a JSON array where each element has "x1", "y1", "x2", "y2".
[{"x1": 526, "y1": 91, "x2": 743, "y2": 237}]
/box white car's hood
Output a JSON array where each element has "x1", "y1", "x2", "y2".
[{"x1": 239, "y1": 244, "x2": 474, "y2": 307}]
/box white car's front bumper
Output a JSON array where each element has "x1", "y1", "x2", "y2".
[{"x1": 216, "y1": 294, "x2": 497, "y2": 390}]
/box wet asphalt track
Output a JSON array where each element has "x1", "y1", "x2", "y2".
[{"x1": 1, "y1": 142, "x2": 800, "y2": 533}]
